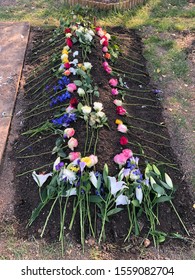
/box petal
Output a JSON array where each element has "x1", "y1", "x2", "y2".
[
  {"x1": 89, "y1": 171, "x2": 98, "y2": 188},
  {"x1": 32, "y1": 171, "x2": 52, "y2": 187},
  {"x1": 65, "y1": 187, "x2": 77, "y2": 197},
  {"x1": 136, "y1": 186, "x2": 143, "y2": 204},
  {"x1": 116, "y1": 194, "x2": 130, "y2": 206}
]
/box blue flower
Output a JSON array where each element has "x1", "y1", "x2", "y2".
[
  {"x1": 50, "y1": 91, "x2": 71, "y2": 107},
  {"x1": 51, "y1": 113, "x2": 77, "y2": 127}
]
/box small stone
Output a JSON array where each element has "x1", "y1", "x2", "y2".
[{"x1": 144, "y1": 238, "x2": 151, "y2": 248}]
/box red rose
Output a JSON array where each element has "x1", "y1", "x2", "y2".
[
  {"x1": 64, "y1": 62, "x2": 70, "y2": 69},
  {"x1": 65, "y1": 28, "x2": 71, "y2": 34},
  {"x1": 70, "y1": 98, "x2": 79, "y2": 108},
  {"x1": 102, "y1": 39, "x2": 108, "y2": 47},
  {"x1": 120, "y1": 136, "x2": 128, "y2": 146},
  {"x1": 116, "y1": 106, "x2": 127, "y2": 116},
  {"x1": 66, "y1": 38, "x2": 73, "y2": 48}
]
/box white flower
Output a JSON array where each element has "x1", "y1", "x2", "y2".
[
  {"x1": 64, "y1": 187, "x2": 77, "y2": 197},
  {"x1": 113, "y1": 99, "x2": 123, "y2": 106},
  {"x1": 61, "y1": 53, "x2": 68, "y2": 60},
  {"x1": 135, "y1": 185, "x2": 143, "y2": 204},
  {"x1": 89, "y1": 171, "x2": 98, "y2": 188},
  {"x1": 108, "y1": 176, "x2": 127, "y2": 196},
  {"x1": 69, "y1": 67, "x2": 77, "y2": 75},
  {"x1": 66, "y1": 33, "x2": 72, "y2": 38},
  {"x1": 105, "y1": 33, "x2": 111, "y2": 40},
  {"x1": 96, "y1": 111, "x2": 105, "y2": 119},
  {"x1": 77, "y1": 26, "x2": 84, "y2": 33},
  {"x1": 84, "y1": 33, "x2": 93, "y2": 42},
  {"x1": 77, "y1": 88, "x2": 85, "y2": 96},
  {"x1": 63, "y1": 46, "x2": 70, "y2": 51},
  {"x1": 70, "y1": 59, "x2": 78, "y2": 66},
  {"x1": 59, "y1": 168, "x2": 76, "y2": 184},
  {"x1": 83, "y1": 62, "x2": 92, "y2": 70},
  {"x1": 73, "y1": 51, "x2": 79, "y2": 57},
  {"x1": 81, "y1": 105, "x2": 92, "y2": 115},
  {"x1": 32, "y1": 171, "x2": 52, "y2": 187},
  {"x1": 93, "y1": 102, "x2": 103, "y2": 111},
  {"x1": 115, "y1": 194, "x2": 130, "y2": 207}
]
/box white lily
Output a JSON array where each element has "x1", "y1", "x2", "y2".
[
  {"x1": 115, "y1": 194, "x2": 130, "y2": 207},
  {"x1": 32, "y1": 171, "x2": 52, "y2": 187},
  {"x1": 89, "y1": 171, "x2": 98, "y2": 188},
  {"x1": 108, "y1": 176, "x2": 127, "y2": 196}
]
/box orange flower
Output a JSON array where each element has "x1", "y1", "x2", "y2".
[
  {"x1": 115, "y1": 119, "x2": 123, "y2": 125},
  {"x1": 104, "y1": 53, "x2": 111, "y2": 59},
  {"x1": 64, "y1": 70, "x2": 71, "y2": 76}
]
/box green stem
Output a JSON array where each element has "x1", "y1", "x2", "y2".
[
  {"x1": 93, "y1": 129, "x2": 99, "y2": 155},
  {"x1": 16, "y1": 162, "x2": 53, "y2": 177},
  {"x1": 84, "y1": 120, "x2": 89, "y2": 156},
  {"x1": 170, "y1": 200, "x2": 190, "y2": 236}
]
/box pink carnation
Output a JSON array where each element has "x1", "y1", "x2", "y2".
[
  {"x1": 122, "y1": 149, "x2": 133, "y2": 159},
  {"x1": 117, "y1": 124, "x2": 128, "y2": 133},
  {"x1": 111, "y1": 88, "x2": 119, "y2": 95},
  {"x1": 64, "y1": 128, "x2": 75, "y2": 138},
  {"x1": 114, "y1": 153, "x2": 127, "y2": 166},
  {"x1": 68, "y1": 137, "x2": 78, "y2": 151},
  {"x1": 69, "y1": 152, "x2": 81, "y2": 162},
  {"x1": 67, "y1": 83, "x2": 77, "y2": 93},
  {"x1": 109, "y1": 78, "x2": 118, "y2": 87}
]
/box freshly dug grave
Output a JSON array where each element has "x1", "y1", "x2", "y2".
[{"x1": 12, "y1": 26, "x2": 195, "y2": 258}]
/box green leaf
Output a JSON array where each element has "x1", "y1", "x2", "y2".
[
  {"x1": 77, "y1": 102, "x2": 83, "y2": 112},
  {"x1": 28, "y1": 201, "x2": 48, "y2": 227},
  {"x1": 55, "y1": 137, "x2": 63, "y2": 147},
  {"x1": 103, "y1": 164, "x2": 109, "y2": 185},
  {"x1": 73, "y1": 80, "x2": 82, "y2": 86},
  {"x1": 155, "y1": 196, "x2": 172, "y2": 203},
  {"x1": 152, "y1": 184, "x2": 165, "y2": 195},
  {"x1": 159, "y1": 180, "x2": 173, "y2": 190},
  {"x1": 57, "y1": 150, "x2": 66, "y2": 158},
  {"x1": 89, "y1": 195, "x2": 102, "y2": 203},
  {"x1": 165, "y1": 173, "x2": 173, "y2": 189},
  {"x1": 107, "y1": 207, "x2": 123, "y2": 217},
  {"x1": 132, "y1": 199, "x2": 140, "y2": 207}
]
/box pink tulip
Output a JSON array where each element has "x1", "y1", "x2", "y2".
[
  {"x1": 122, "y1": 149, "x2": 133, "y2": 159},
  {"x1": 105, "y1": 66, "x2": 112, "y2": 74},
  {"x1": 117, "y1": 124, "x2": 128, "y2": 133},
  {"x1": 69, "y1": 152, "x2": 81, "y2": 162},
  {"x1": 64, "y1": 128, "x2": 75, "y2": 138},
  {"x1": 103, "y1": 61, "x2": 109, "y2": 68},
  {"x1": 67, "y1": 83, "x2": 77, "y2": 93},
  {"x1": 88, "y1": 155, "x2": 98, "y2": 167},
  {"x1": 114, "y1": 153, "x2": 127, "y2": 166},
  {"x1": 109, "y1": 78, "x2": 118, "y2": 87},
  {"x1": 116, "y1": 106, "x2": 127, "y2": 116},
  {"x1": 113, "y1": 99, "x2": 122, "y2": 106},
  {"x1": 111, "y1": 88, "x2": 119, "y2": 95},
  {"x1": 68, "y1": 137, "x2": 78, "y2": 151}
]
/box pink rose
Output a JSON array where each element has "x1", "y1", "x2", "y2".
[
  {"x1": 111, "y1": 88, "x2": 119, "y2": 95},
  {"x1": 68, "y1": 137, "x2": 78, "y2": 151},
  {"x1": 116, "y1": 106, "x2": 127, "y2": 116},
  {"x1": 64, "y1": 128, "x2": 75, "y2": 138},
  {"x1": 105, "y1": 66, "x2": 112, "y2": 74},
  {"x1": 88, "y1": 155, "x2": 98, "y2": 167},
  {"x1": 114, "y1": 153, "x2": 127, "y2": 166},
  {"x1": 122, "y1": 149, "x2": 133, "y2": 159},
  {"x1": 67, "y1": 83, "x2": 77, "y2": 93},
  {"x1": 113, "y1": 99, "x2": 122, "y2": 106},
  {"x1": 102, "y1": 46, "x2": 108, "y2": 52},
  {"x1": 69, "y1": 152, "x2": 81, "y2": 162},
  {"x1": 103, "y1": 61, "x2": 109, "y2": 68},
  {"x1": 109, "y1": 78, "x2": 118, "y2": 87},
  {"x1": 117, "y1": 124, "x2": 128, "y2": 133}
]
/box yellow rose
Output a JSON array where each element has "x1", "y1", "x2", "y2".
[{"x1": 115, "y1": 119, "x2": 123, "y2": 125}]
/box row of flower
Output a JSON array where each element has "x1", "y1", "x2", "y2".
[{"x1": 29, "y1": 13, "x2": 179, "y2": 251}]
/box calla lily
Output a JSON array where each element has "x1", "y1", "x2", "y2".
[
  {"x1": 115, "y1": 194, "x2": 130, "y2": 207},
  {"x1": 53, "y1": 157, "x2": 61, "y2": 171},
  {"x1": 32, "y1": 171, "x2": 52, "y2": 187},
  {"x1": 108, "y1": 176, "x2": 127, "y2": 196},
  {"x1": 136, "y1": 185, "x2": 143, "y2": 204}
]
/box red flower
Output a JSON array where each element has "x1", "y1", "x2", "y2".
[
  {"x1": 102, "y1": 39, "x2": 108, "y2": 47},
  {"x1": 120, "y1": 136, "x2": 128, "y2": 146},
  {"x1": 66, "y1": 38, "x2": 73, "y2": 48},
  {"x1": 116, "y1": 106, "x2": 127, "y2": 116},
  {"x1": 65, "y1": 28, "x2": 71, "y2": 33},
  {"x1": 64, "y1": 62, "x2": 70, "y2": 69},
  {"x1": 70, "y1": 98, "x2": 79, "y2": 108}
]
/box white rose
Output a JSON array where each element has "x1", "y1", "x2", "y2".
[
  {"x1": 66, "y1": 33, "x2": 72, "y2": 38},
  {"x1": 88, "y1": 29, "x2": 95, "y2": 36},
  {"x1": 84, "y1": 33, "x2": 93, "y2": 42},
  {"x1": 83, "y1": 62, "x2": 92, "y2": 70},
  {"x1": 93, "y1": 102, "x2": 103, "y2": 111},
  {"x1": 81, "y1": 105, "x2": 92, "y2": 115},
  {"x1": 105, "y1": 33, "x2": 111, "y2": 40},
  {"x1": 96, "y1": 111, "x2": 105, "y2": 119},
  {"x1": 77, "y1": 88, "x2": 85, "y2": 96}
]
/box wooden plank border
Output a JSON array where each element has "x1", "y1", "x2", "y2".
[{"x1": 65, "y1": 0, "x2": 145, "y2": 10}]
